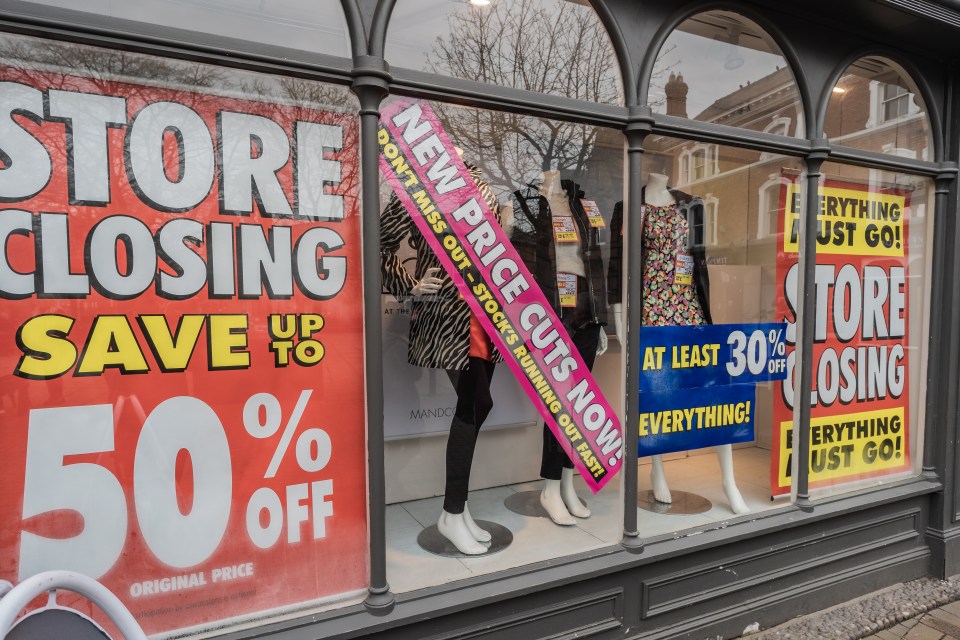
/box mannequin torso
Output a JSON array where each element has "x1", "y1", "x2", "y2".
[
  {"x1": 643, "y1": 173, "x2": 675, "y2": 207},
  {"x1": 541, "y1": 170, "x2": 586, "y2": 278}
]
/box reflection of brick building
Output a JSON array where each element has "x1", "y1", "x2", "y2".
[
  {"x1": 648, "y1": 66, "x2": 931, "y2": 451},
  {"x1": 651, "y1": 63, "x2": 930, "y2": 264}
]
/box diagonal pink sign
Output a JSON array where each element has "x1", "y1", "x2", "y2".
[{"x1": 378, "y1": 100, "x2": 622, "y2": 492}]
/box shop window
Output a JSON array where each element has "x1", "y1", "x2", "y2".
[
  {"x1": 378, "y1": 98, "x2": 623, "y2": 592},
  {"x1": 385, "y1": 0, "x2": 624, "y2": 105},
  {"x1": 648, "y1": 10, "x2": 804, "y2": 137},
  {"x1": 0, "y1": 32, "x2": 365, "y2": 636},
  {"x1": 15, "y1": 0, "x2": 351, "y2": 57},
  {"x1": 801, "y1": 163, "x2": 932, "y2": 498},
  {"x1": 825, "y1": 57, "x2": 932, "y2": 158},
  {"x1": 638, "y1": 135, "x2": 802, "y2": 534}
]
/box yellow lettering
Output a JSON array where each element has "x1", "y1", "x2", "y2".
[
  {"x1": 15, "y1": 314, "x2": 77, "y2": 379},
  {"x1": 78, "y1": 315, "x2": 149, "y2": 375}
]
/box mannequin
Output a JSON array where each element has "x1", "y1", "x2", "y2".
[
  {"x1": 380, "y1": 161, "x2": 502, "y2": 554},
  {"x1": 512, "y1": 169, "x2": 609, "y2": 526},
  {"x1": 609, "y1": 171, "x2": 749, "y2": 515}
]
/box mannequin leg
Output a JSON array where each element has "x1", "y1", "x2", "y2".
[
  {"x1": 438, "y1": 511, "x2": 486, "y2": 554},
  {"x1": 436, "y1": 358, "x2": 496, "y2": 554},
  {"x1": 651, "y1": 455, "x2": 672, "y2": 504},
  {"x1": 540, "y1": 324, "x2": 600, "y2": 525},
  {"x1": 540, "y1": 480, "x2": 576, "y2": 525},
  {"x1": 540, "y1": 424, "x2": 577, "y2": 525},
  {"x1": 560, "y1": 467, "x2": 590, "y2": 518},
  {"x1": 463, "y1": 503, "x2": 491, "y2": 543},
  {"x1": 716, "y1": 445, "x2": 750, "y2": 514}
]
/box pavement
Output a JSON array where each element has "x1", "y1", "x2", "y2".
[{"x1": 737, "y1": 575, "x2": 960, "y2": 639}]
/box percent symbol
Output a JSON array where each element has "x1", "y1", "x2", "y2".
[
  {"x1": 243, "y1": 390, "x2": 335, "y2": 550},
  {"x1": 768, "y1": 327, "x2": 786, "y2": 356},
  {"x1": 243, "y1": 390, "x2": 332, "y2": 478}
]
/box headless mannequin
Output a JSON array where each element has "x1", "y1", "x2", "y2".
[
  {"x1": 612, "y1": 172, "x2": 749, "y2": 515},
  {"x1": 407, "y1": 147, "x2": 496, "y2": 554},
  {"x1": 538, "y1": 170, "x2": 605, "y2": 526}
]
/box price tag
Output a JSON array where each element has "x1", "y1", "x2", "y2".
[
  {"x1": 557, "y1": 273, "x2": 577, "y2": 307},
  {"x1": 553, "y1": 215, "x2": 579, "y2": 243},
  {"x1": 581, "y1": 199, "x2": 605, "y2": 228},
  {"x1": 674, "y1": 253, "x2": 693, "y2": 286}
]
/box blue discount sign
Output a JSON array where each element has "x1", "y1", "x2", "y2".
[
  {"x1": 638, "y1": 322, "x2": 788, "y2": 393},
  {"x1": 637, "y1": 322, "x2": 788, "y2": 456},
  {"x1": 638, "y1": 384, "x2": 756, "y2": 456}
]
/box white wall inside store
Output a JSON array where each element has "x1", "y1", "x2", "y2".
[{"x1": 385, "y1": 343, "x2": 624, "y2": 504}]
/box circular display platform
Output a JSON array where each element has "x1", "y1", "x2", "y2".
[
  {"x1": 503, "y1": 490, "x2": 587, "y2": 518},
  {"x1": 416, "y1": 520, "x2": 513, "y2": 557},
  {"x1": 637, "y1": 489, "x2": 712, "y2": 515}
]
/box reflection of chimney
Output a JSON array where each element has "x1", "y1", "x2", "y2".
[{"x1": 665, "y1": 72, "x2": 688, "y2": 118}]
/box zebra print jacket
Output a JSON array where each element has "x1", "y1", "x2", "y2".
[{"x1": 380, "y1": 165, "x2": 503, "y2": 370}]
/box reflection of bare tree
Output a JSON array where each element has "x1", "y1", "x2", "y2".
[
  {"x1": 241, "y1": 76, "x2": 360, "y2": 216},
  {"x1": 430, "y1": 2, "x2": 620, "y2": 103},
  {"x1": 0, "y1": 35, "x2": 358, "y2": 216},
  {"x1": 0, "y1": 38, "x2": 226, "y2": 93},
  {"x1": 0, "y1": 38, "x2": 229, "y2": 178},
  {"x1": 427, "y1": 1, "x2": 620, "y2": 192}
]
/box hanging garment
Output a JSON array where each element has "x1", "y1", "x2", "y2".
[
  {"x1": 640, "y1": 202, "x2": 707, "y2": 326},
  {"x1": 607, "y1": 189, "x2": 713, "y2": 325},
  {"x1": 510, "y1": 178, "x2": 608, "y2": 331}
]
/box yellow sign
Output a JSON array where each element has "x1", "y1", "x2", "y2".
[
  {"x1": 782, "y1": 184, "x2": 906, "y2": 257},
  {"x1": 777, "y1": 406, "x2": 907, "y2": 487}
]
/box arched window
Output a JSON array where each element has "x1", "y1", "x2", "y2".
[
  {"x1": 648, "y1": 10, "x2": 803, "y2": 136},
  {"x1": 825, "y1": 57, "x2": 932, "y2": 158},
  {"x1": 386, "y1": 0, "x2": 624, "y2": 105}
]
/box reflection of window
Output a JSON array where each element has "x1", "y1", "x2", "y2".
[
  {"x1": 692, "y1": 150, "x2": 707, "y2": 180},
  {"x1": 867, "y1": 80, "x2": 920, "y2": 127},
  {"x1": 881, "y1": 144, "x2": 917, "y2": 159},
  {"x1": 882, "y1": 84, "x2": 911, "y2": 120},
  {"x1": 760, "y1": 117, "x2": 791, "y2": 161},
  {"x1": 764, "y1": 116, "x2": 791, "y2": 137},
  {"x1": 758, "y1": 174, "x2": 784, "y2": 239},
  {"x1": 679, "y1": 154, "x2": 690, "y2": 184},
  {"x1": 703, "y1": 195, "x2": 719, "y2": 245},
  {"x1": 678, "y1": 143, "x2": 718, "y2": 184}
]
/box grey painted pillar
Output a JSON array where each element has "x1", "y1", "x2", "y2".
[
  {"x1": 621, "y1": 110, "x2": 653, "y2": 552},
  {"x1": 352, "y1": 57, "x2": 395, "y2": 614},
  {"x1": 924, "y1": 167, "x2": 959, "y2": 482},
  {"x1": 792, "y1": 144, "x2": 829, "y2": 510}
]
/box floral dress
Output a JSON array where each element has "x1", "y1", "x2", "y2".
[{"x1": 641, "y1": 203, "x2": 707, "y2": 327}]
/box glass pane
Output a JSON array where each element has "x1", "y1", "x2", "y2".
[
  {"x1": 0, "y1": 32, "x2": 365, "y2": 635},
  {"x1": 798, "y1": 162, "x2": 932, "y2": 497},
  {"x1": 17, "y1": 0, "x2": 351, "y2": 58},
  {"x1": 649, "y1": 10, "x2": 804, "y2": 137},
  {"x1": 826, "y1": 57, "x2": 933, "y2": 159},
  {"x1": 385, "y1": 0, "x2": 624, "y2": 105},
  {"x1": 379, "y1": 99, "x2": 624, "y2": 591},
  {"x1": 634, "y1": 135, "x2": 803, "y2": 536}
]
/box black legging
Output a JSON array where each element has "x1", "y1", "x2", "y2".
[
  {"x1": 442, "y1": 357, "x2": 496, "y2": 514},
  {"x1": 540, "y1": 323, "x2": 601, "y2": 480}
]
